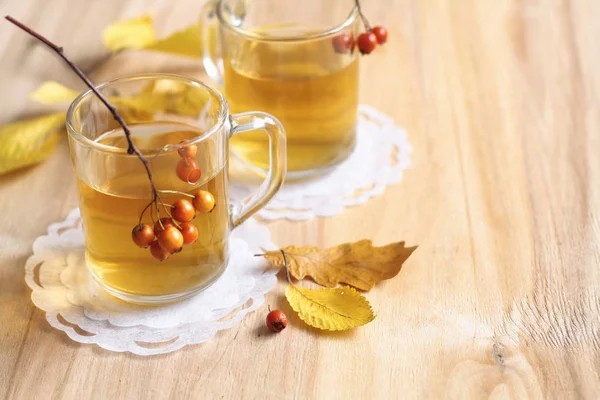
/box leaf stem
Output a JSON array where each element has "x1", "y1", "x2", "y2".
[{"x1": 281, "y1": 250, "x2": 293, "y2": 285}]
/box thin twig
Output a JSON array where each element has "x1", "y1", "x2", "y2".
[
  {"x1": 158, "y1": 189, "x2": 195, "y2": 198},
  {"x1": 5, "y1": 15, "x2": 161, "y2": 221},
  {"x1": 354, "y1": 0, "x2": 371, "y2": 30},
  {"x1": 138, "y1": 200, "x2": 154, "y2": 226}
]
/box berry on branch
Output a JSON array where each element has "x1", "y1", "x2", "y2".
[
  {"x1": 179, "y1": 222, "x2": 199, "y2": 244},
  {"x1": 192, "y1": 190, "x2": 216, "y2": 213},
  {"x1": 131, "y1": 224, "x2": 155, "y2": 248},
  {"x1": 176, "y1": 158, "x2": 201, "y2": 184},
  {"x1": 357, "y1": 32, "x2": 377, "y2": 55},
  {"x1": 157, "y1": 226, "x2": 184, "y2": 254},
  {"x1": 150, "y1": 240, "x2": 170, "y2": 261},
  {"x1": 172, "y1": 199, "x2": 196, "y2": 222}
]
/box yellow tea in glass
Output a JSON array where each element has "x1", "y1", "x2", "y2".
[
  {"x1": 66, "y1": 75, "x2": 286, "y2": 304},
  {"x1": 203, "y1": 0, "x2": 360, "y2": 179}
]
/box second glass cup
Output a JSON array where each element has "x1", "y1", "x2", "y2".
[
  {"x1": 202, "y1": 0, "x2": 360, "y2": 179},
  {"x1": 66, "y1": 74, "x2": 286, "y2": 304}
]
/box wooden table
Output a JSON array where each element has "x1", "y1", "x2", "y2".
[{"x1": 2, "y1": 0, "x2": 599, "y2": 398}]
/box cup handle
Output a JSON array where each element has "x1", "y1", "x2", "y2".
[
  {"x1": 201, "y1": 0, "x2": 224, "y2": 85},
  {"x1": 229, "y1": 112, "x2": 287, "y2": 228}
]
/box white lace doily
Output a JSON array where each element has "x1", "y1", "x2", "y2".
[
  {"x1": 24, "y1": 209, "x2": 278, "y2": 356},
  {"x1": 229, "y1": 104, "x2": 412, "y2": 221}
]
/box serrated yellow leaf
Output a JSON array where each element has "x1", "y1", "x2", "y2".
[
  {"x1": 102, "y1": 15, "x2": 157, "y2": 51},
  {"x1": 0, "y1": 113, "x2": 65, "y2": 175},
  {"x1": 285, "y1": 285, "x2": 375, "y2": 331},
  {"x1": 29, "y1": 81, "x2": 80, "y2": 104},
  {"x1": 144, "y1": 24, "x2": 203, "y2": 58}
]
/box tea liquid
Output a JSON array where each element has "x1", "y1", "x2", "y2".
[
  {"x1": 78, "y1": 124, "x2": 229, "y2": 298},
  {"x1": 224, "y1": 25, "x2": 359, "y2": 175}
]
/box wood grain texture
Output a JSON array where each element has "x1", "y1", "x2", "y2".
[{"x1": 1, "y1": 0, "x2": 600, "y2": 398}]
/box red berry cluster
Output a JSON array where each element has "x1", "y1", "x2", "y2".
[
  {"x1": 356, "y1": 26, "x2": 387, "y2": 55},
  {"x1": 131, "y1": 144, "x2": 216, "y2": 261},
  {"x1": 332, "y1": 0, "x2": 388, "y2": 55},
  {"x1": 333, "y1": 26, "x2": 387, "y2": 55}
]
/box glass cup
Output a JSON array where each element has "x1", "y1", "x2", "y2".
[
  {"x1": 202, "y1": 0, "x2": 360, "y2": 179},
  {"x1": 66, "y1": 74, "x2": 286, "y2": 304}
]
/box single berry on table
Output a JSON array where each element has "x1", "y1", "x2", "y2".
[
  {"x1": 171, "y1": 199, "x2": 196, "y2": 222},
  {"x1": 150, "y1": 240, "x2": 170, "y2": 261},
  {"x1": 192, "y1": 190, "x2": 216, "y2": 213},
  {"x1": 357, "y1": 32, "x2": 377, "y2": 55},
  {"x1": 176, "y1": 158, "x2": 202, "y2": 184},
  {"x1": 157, "y1": 226, "x2": 184, "y2": 254},
  {"x1": 266, "y1": 309, "x2": 288, "y2": 333},
  {"x1": 371, "y1": 26, "x2": 388, "y2": 44},
  {"x1": 131, "y1": 224, "x2": 154, "y2": 248},
  {"x1": 179, "y1": 222, "x2": 199, "y2": 244}
]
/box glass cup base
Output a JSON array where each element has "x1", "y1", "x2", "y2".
[{"x1": 87, "y1": 259, "x2": 228, "y2": 306}]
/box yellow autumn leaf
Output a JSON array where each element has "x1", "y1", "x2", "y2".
[
  {"x1": 30, "y1": 79, "x2": 211, "y2": 120},
  {"x1": 30, "y1": 81, "x2": 165, "y2": 112},
  {"x1": 265, "y1": 240, "x2": 418, "y2": 291},
  {"x1": 102, "y1": 15, "x2": 157, "y2": 51},
  {"x1": 29, "y1": 81, "x2": 80, "y2": 104},
  {"x1": 0, "y1": 113, "x2": 65, "y2": 175},
  {"x1": 145, "y1": 24, "x2": 203, "y2": 58},
  {"x1": 285, "y1": 285, "x2": 375, "y2": 331},
  {"x1": 102, "y1": 15, "x2": 203, "y2": 58}
]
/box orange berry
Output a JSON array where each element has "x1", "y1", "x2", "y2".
[
  {"x1": 357, "y1": 31, "x2": 377, "y2": 55},
  {"x1": 179, "y1": 222, "x2": 199, "y2": 244},
  {"x1": 176, "y1": 158, "x2": 201, "y2": 184},
  {"x1": 171, "y1": 199, "x2": 195, "y2": 222},
  {"x1": 150, "y1": 240, "x2": 170, "y2": 261},
  {"x1": 192, "y1": 190, "x2": 215, "y2": 213},
  {"x1": 266, "y1": 309, "x2": 288, "y2": 332},
  {"x1": 371, "y1": 26, "x2": 388, "y2": 44},
  {"x1": 178, "y1": 143, "x2": 197, "y2": 159},
  {"x1": 157, "y1": 226, "x2": 184, "y2": 254},
  {"x1": 131, "y1": 224, "x2": 155, "y2": 248},
  {"x1": 154, "y1": 217, "x2": 176, "y2": 234}
]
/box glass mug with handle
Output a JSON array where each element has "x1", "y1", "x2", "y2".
[
  {"x1": 66, "y1": 74, "x2": 286, "y2": 304},
  {"x1": 202, "y1": 0, "x2": 360, "y2": 179}
]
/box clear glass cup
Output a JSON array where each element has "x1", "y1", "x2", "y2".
[
  {"x1": 202, "y1": 0, "x2": 360, "y2": 180},
  {"x1": 66, "y1": 74, "x2": 286, "y2": 304}
]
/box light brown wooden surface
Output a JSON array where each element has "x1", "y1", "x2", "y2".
[{"x1": 1, "y1": 0, "x2": 600, "y2": 398}]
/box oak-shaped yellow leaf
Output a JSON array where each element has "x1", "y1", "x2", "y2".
[
  {"x1": 144, "y1": 24, "x2": 203, "y2": 58},
  {"x1": 265, "y1": 240, "x2": 417, "y2": 291},
  {"x1": 29, "y1": 81, "x2": 79, "y2": 104},
  {"x1": 102, "y1": 15, "x2": 157, "y2": 51},
  {"x1": 0, "y1": 113, "x2": 65, "y2": 175},
  {"x1": 285, "y1": 285, "x2": 375, "y2": 331}
]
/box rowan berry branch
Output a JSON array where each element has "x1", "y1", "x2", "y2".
[{"x1": 5, "y1": 15, "x2": 162, "y2": 223}]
